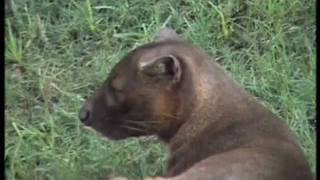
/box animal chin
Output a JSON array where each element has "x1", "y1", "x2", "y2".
[
  {"x1": 80, "y1": 125, "x2": 126, "y2": 140},
  {"x1": 102, "y1": 129, "x2": 130, "y2": 140}
]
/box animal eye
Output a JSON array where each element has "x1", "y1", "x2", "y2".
[
  {"x1": 106, "y1": 87, "x2": 125, "y2": 107},
  {"x1": 111, "y1": 76, "x2": 126, "y2": 92},
  {"x1": 106, "y1": 93, "x2": 117, "y2": 107}
]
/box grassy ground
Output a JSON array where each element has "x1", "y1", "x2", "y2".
[{"x1": 5, "y1": 0, "x2": 315, "y2": 179}]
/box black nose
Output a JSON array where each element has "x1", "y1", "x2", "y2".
[{"x1": 79, "y1": 105, "x2": 90, "y2": 123}]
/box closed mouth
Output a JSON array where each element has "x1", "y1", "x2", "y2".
[{"x1": 82, "y1": 120, "x2": 92, "y2": 126}]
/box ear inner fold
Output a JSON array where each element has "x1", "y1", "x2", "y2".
[{"x1": 140, "y1": 55, "x2": 181, "y2": 84}]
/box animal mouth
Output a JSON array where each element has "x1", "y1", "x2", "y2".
[
  {"x1": 105, "y1": 132, "x2": 128, "y2": 140},
  {"x1": 82, "y1": 120, "x2": 92, "y2": 126},
  {"x1": 82, "y1": 122, "x2": 129, "y2": 140}
]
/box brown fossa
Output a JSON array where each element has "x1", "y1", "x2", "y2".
[{"x1": 79, "y1": 28, "x2": 313, "y2": 180}]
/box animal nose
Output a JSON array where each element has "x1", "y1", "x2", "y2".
[{"x1": 79, "y1": 105, "x2": 90, "y2": 123}]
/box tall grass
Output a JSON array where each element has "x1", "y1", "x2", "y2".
[{"x1": 5, "y1": 0, "x2": 315, "y2": 179}]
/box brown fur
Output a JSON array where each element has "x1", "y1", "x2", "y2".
[{"x1": 80, "y1": 28, "x2": 313, "y2": 180}]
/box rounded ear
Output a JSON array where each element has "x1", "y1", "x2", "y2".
[
  {"x1": 154, "y1": 27, "x2": 183, "y2": 42},
  {"x1": 139, "y1": 54, "x2": 181, "y2": 84}
]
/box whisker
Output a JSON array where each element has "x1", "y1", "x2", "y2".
[
  {"x1": 119, "y1": 124, "x2": 147, "y2": 133},
  {"x1": 127, "y1": 111, "x2": 179, "y2": 120},
  {"x1": 156, "y1": 113, "x2": 179, "y2": 119},
  {"x1": 125, "y1": 119, "x2": 163, "y2": 126}
]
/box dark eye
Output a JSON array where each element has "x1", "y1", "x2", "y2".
[
  {"x1": 106, "y1": 86, "x2": 126, "y2": 108},
  {"x1": 111, "y1": 75, "x2": 126, "y2": 92},
  {"x1": 106, "y1": 92, "x2": 117, "y2": 107},
  {"x1": 106, "y1": 92, "x2": 131, "y2": 114}
]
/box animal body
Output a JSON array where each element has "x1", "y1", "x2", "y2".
[{"x1": 79, "y1": 28, "x2": 313, "y2": 180}]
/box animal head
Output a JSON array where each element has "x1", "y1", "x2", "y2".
[{"x1": 79, "y1": 28, "x2": 194, "y2": 140}]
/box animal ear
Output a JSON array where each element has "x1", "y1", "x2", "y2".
[
  {"x1": 140, "y1": 55, "x2": 181, "y2": 84},
  {"x1": 154, "y1": 27, "x2": 182, "y2": 42}
]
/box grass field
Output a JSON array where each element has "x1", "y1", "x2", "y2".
[{"x1": 5, "y1": 0, "x2": 315, "y2": 179}]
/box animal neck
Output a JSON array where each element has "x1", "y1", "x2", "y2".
[{"x1": 168, "y1": 59, "x2": 256, "y2": 152}]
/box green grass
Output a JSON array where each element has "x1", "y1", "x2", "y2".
[{"x1": 5, "y1": 0, "x2": 315, "y2": 179}]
